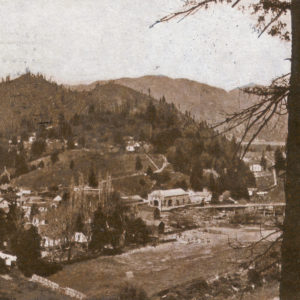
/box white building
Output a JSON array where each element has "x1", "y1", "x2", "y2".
[
  {"x1": 247, "y1": 187, "x2": 258, "y2": 197},
  {"x1": 126, "y1": 145, "x2": 135, "y2": 152},
  {"x1": 148, "y1": 189, "x2": 190, "y2": 211},
  {"x1": 73, "y1": 232, "x2": 88, "y2": 244},
  {"x1": 41, "y1": 236, "x2": 61, "y2": 248},
  {"x1": 189, "y1": 188, "x2": 212, "y2": 204},
  {"x1": 0, "y1": 251, "x2": 17, "y2": 266},
  {"x1": 16, "y1": 189, "x2": 31, "y2": 197},
  {"x1": 29, "y1": 136, "x2": 36, "y2": 143},
  {"x1": 250, "y1": 164, "x2": 263, "y2": 173},
  {"x1": 0, "y1": 199, "x2": 9, "y2": 212}
]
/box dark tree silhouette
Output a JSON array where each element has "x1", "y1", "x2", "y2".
[
  {"x1": 145, "y1": 100, "x2": 156, "y2": 124},
  {"x1": 69, "y1": 159, "x2": 75, "y2": 170},
  {"x1": 88, "y1": 166, "x2": 98, "y2": 188},
  {"x1": 75, "y1": 214, "x2": 84, "y2": 233},
  {"x1": 31, "y1": 139, "x2": 46, "y2": 158},
  {"x1": 30, "y1": 203, "x2": 39, "y2": 220},
  {"x1": 153, "y1": 207, "x2": 160, "y2": 220},
  {"x1": 153, "y1": 1, "x2": 300, "y2": 298},
  {"x1": 190, "y1": 161, "x2": 204, "y2": 191},
  {"x1": 38, "y1": 160, "x2": 44, "y2": 168},
  {"x1": 11, "y1": 226, "x2": 41, "y2": 277},
  {"x1": 89, "y1": 206, "x2": 108, "y2": 251},
  {"x1": 67, "y1": 137, "x2": 75, "y2": 149},
  {"x1": 50, "y1": 151, "x2": 59, "y2": 165},
  {"x1": 260, "y1": 151, "x2": 267, "y2": 171},
  {"x1": 146, "y1": 166, "x2": 153, "y2": 177},
  {"x1": 15, "y1": 153, "x2": 29, "y2": 177},
  {"x1": 0, "y1": 210, "x2": 7, "y2": 247},
  {"x1": 135, "y1": 156, "x2": 143, "y2": 171},
  {"x1": 275, "y1": 147, "x2": 286, "y2": 172}
]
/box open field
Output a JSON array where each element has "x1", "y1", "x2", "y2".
[
  {"x1": 0, "y1": 271, "x2": 71, "y2": 300},
  {"x1": 50, "y1": 226, "x2": 278, "y2": 299},
  {"x1": 13, "y1": 150, "x2": 163, "y2": 192}
]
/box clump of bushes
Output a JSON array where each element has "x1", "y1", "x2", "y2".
[
  {"x1": 0, "y1": 258, "x2": 8, "y2": 274},
  {"x1": 117, "y1": 283, "x2": 149, "y2": 300},
  {"x1": 230, "y1": 213, "x2": 262, "y2": 225}
]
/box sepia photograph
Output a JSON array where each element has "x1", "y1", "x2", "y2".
[{"x1": 0, "y1": 1, "x2": 298, "y2": 299}]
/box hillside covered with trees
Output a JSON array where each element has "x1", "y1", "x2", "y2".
[{"x1": 1, "y1": 73, "x2": 255, "y2": 200}]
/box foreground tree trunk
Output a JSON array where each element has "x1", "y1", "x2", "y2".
[{"x1": 280, "y1": 2, "x2": 300, "y2": 299}]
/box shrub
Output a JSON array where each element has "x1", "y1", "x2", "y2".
[
  {"x1": 0, "y1": 258, "x2": 8, "y2": 274},
  {"x1": 38, "y1": 160, "x2": 44, "y2": 168},
  {"x1": 158, "y1": 221, "x2": 165, "y2": 234},
  {"x1": 117, "y1": 283, "x2": 149, "y2": 300},
  {"x1": 230, "y1": 213, "x2": 262, "y2": 225},
  {"x1": 50, "y1": 151, "x2": 59, "y2": 165},
  {"x1": 35, "y1": 260, "x2": 63, "y2": 277},
  {"x1": 153, "y1": 208, "x2": 160, "y2": 220}
]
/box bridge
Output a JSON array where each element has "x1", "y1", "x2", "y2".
[{"x1": 197, "y1": 202, "x2": 286, "y2": 216}]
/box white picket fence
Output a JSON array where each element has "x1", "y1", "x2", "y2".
[{"x1": 30, "y1": 274, "x2": 86, "y2": 299}]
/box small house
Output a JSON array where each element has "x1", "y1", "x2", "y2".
[
  {"x1": 250, "y1": 163, "x2": 263, "y2": 173},
  {"x1": 189, "y1": 188, "x2": 212, "y2": 204},
  {"x1": 0, "y1": 251, "x2": 17, "y2": 266},
  {"x1": 73, "y1": 232, "x2": 88, "y2": 244},
  {"x1": 126, "y1": 145, "x2": 135, "y2": 152},
  {"x1": 53, "y1": 195, "x2": 62, "y2": 202},
  {"x1": 0, "y1": 199, "x2": 9, "y2": 212}
]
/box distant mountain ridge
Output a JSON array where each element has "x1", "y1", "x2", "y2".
[{"x1": 70, "y1": 75, "x2": 287, "y2": 142}]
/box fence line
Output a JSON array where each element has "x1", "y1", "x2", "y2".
[{"x1": 30, "y1": 274, "x2": 86, "y2": 299}]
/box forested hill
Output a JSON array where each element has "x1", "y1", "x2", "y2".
[
  {"x1": 0, "y1": 73, "x2": 254, "y2": 199},
  {"x1": 70, "y1": 75, "x2": 287, "y2": 142},
  {"x1": 0, "y1": 73, "x2": 153, "y2": 137}
]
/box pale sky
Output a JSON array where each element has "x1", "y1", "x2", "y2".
[{"x1": 0, "y1": 0, "x2": 291, "y2": 90}]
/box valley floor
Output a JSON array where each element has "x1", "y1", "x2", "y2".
[{"x1": 49, "y1": 226, "x2": 279, "y2": 299}]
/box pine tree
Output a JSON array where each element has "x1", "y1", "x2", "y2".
[
  {"x1": 209, "y1": 173, "x2": 216, "y2": 192},
  {"x1": 135, "y1": 156, "x2": 143, "y2": 171},
  {"x1": 69, "y1": 160, "x2": 74, "y2": 170},
  {"x1": 0, "y1": 210, "x2": 7, "y2": 247},
  {"x1": 15, "y1": 153, "x2": 29, "y2": 177},
  {"x1": 67, "y1": 138, "x2": 75, "y2": 149},
  {"x1": 190, "y1": 161, "x2": 203, "y2": 191},
  {"x1": 89, "y1": 206, "x2": 108, "y2": 251},
  {"x1": 75, "y1": 214, "x2": 84, "y2": 233},
  {"x1": 11, "y1": 226, "x2": 41, "y2": 276},
  {"x1": 145, "y1": 101, "x2": 156, "y2": 124},
  {"x1": 88, "y1": 166, "x2": 98, "y2": 188},
  {"x1": 146, "y1": 166, "x2": 153, "y2": 177},
  {"x1": 274, "y1": 147, "x2": 285, "y2": 173},
  {"x1": 50, "y1": 151, "x2": 59, "y2": 165},
  {"x1": 153, "y1": 208, "x2": 160, "y2": 220},
  {"x1": 260, "y1": 151, "x2": 267, "y2": 171}
]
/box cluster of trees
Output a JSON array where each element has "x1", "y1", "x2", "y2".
[
  {"x1": 142, "y1": 100, "x2": 255, "y2": 199},
  {"x1": 90, "y1": 192, "x2": 149, "y2": 252},
  {"x1": 167, "y1": 125, "x2": 255, "y2": 199},
  {"x1": 0, "y1": 203, "x2": 60, "y2": 277}
]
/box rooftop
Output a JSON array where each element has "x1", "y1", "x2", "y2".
[{"x1": 151, "y1": 188, "x2": 188, "y2": 197}]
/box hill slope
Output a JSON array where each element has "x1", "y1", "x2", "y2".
[
  {"x1": 70, "y1": 75, "x2": 287, "y2": 142},
  {"x1": 0, "y1": 74, "x2": 151, "y2": 137}
]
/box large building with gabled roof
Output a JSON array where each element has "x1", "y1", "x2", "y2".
[{"x1": 147, "y1": 188, "x2": 190, "y2": 211}]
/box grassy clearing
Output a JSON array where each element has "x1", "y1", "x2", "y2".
[
  {"x1": 13, "y1": 150, "x2": 162, "y2": 193},
  {"x1": 0, "y1": 271, "x2": 71, "y2": 300},
  {"x1": 49, "y1": 227, "x2": 269, "y2": 299}
]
